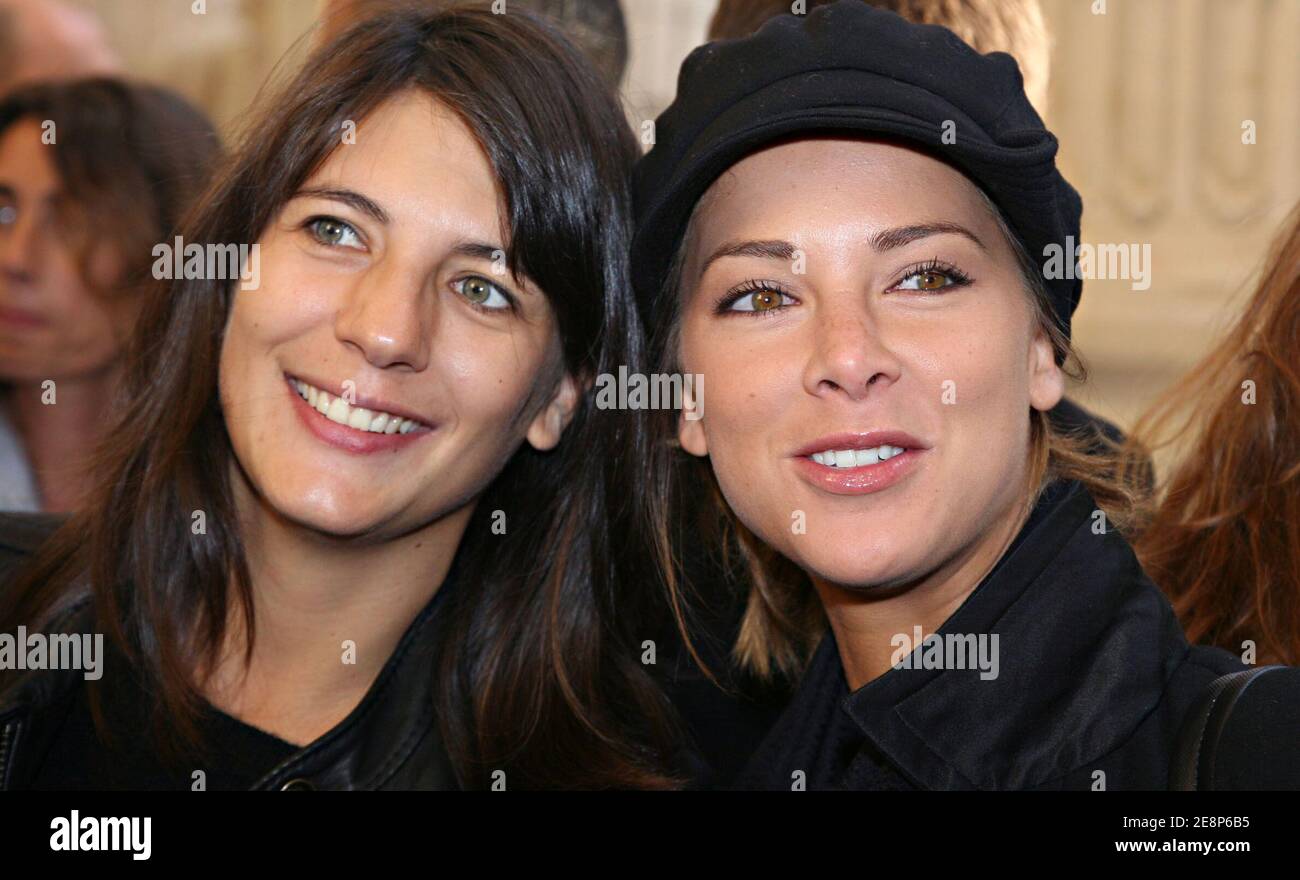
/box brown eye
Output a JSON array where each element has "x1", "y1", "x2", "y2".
[
  {"x1": 896, "y1": 266, "x2": 965, "y2": 292},
  {"x1": 728, "y1": 286, "x2": 791, "y2": 313}
]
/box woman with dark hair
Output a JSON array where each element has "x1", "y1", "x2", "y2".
[
  {"x1": 1126, "y1": 203, "x2": 1300, "y2": 668},
  {"x1": 633, "y1": 1, "x2": 1300, "y2": 790},
  {"x1": 0, "y1": 78, "x2": 220, "y2": 511},
  {"x1": 0, "y1": 6, "x2": 679, "y2": 790}
]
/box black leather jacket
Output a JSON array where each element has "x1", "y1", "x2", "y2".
[{"x1": 0, "y1": 513, "x2": 460, "y2": 790}]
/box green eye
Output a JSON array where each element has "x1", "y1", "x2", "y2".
[
  {"x1": 306, "y1": 216, "x2": 362, "y2": 249},
  {"x1": 454, "y1": 275, "x2": 511, "y2": 310}
]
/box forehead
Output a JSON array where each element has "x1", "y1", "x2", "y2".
[
  {"x1": 304, "y1": 90, "x2": 505, "y2": 236},
  {"x1": 0, "y1": 118, "x2": 61, "y2": 193},
  {"x1": 689, "y1": 137, "x2": 992, "y2": 256}
]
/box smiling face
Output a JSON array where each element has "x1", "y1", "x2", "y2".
[
  {"x1": 219, "y1": 90, "x2": 577, "y2": 541},
  {"x1": 0, "y1": 118, "x2": 126, "y2": 383},
  {"x1": 675, "y1": 137, "x2": 1064, "y2": 593}
]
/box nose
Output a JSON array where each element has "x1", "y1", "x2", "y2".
[
  {"x1": 801, "y1": 295, "x2": 902, "y2": 402},
  {"x1": 0, "y1": 207, "x2": 40, "y2": 285},
  {"x1": 334, "y1": 257, "x2": 431, "y2": 372}
]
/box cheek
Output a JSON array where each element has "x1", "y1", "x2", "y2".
[
  {"x1": 40, "y1": 282, "x2": 124, "y2": 375},
  {"x1": 439, "y1": 323, "x2": 551, "y2": 447},
  {"x1": 921, "y1": 313, "x2": 1035, "y2": 492},
  {"x1": 679, "y1": 315, "x2": 800, "y2": 524},
  {"x1": 680, "y1": 316, "x2": 784, "y2": 448}
]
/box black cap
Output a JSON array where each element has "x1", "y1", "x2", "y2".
[{"x1": 631, "y1": 0, "x2": 1083, "y2": 345}]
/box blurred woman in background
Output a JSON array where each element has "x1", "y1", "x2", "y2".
[
  {"x1": 0, "y1": 78, "x2": 220, "y2": 511},
  {"x1": 1127, "y1": 202, "x2": 1300, "y2": 667}
]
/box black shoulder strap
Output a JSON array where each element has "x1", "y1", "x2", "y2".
[{"x1": 1170, "y1": 665, "x2": 1286, "y2": 790}]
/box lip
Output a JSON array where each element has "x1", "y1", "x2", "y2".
[
  {"x1": 285, "y1": 374, "x2": 434, "y2": 455},
  {"x1": 790, "y1": 430, "x2": 930, "y2": 496},
  {"x1": 0, "y1": 305, "x2": 47, "y2": 329}
]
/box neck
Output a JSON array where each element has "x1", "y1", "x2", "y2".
[
  {"x1": 205, "y1": 462, "x2": 474, "y2": 745},
  {"x1": 1, "y1": 365, "x2": 122, "y2": 511},
  {"x1": 815, "y1": 494, "x2": 1032, "y2": 692}
]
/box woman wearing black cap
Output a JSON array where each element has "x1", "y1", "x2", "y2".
[{"x1": 634, "y1": 0, "x2": 1300, "y2": 790}]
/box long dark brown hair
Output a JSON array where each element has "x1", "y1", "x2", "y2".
[
  {"x1": 0, "y1": 6, "x2": 682, "y2": 789},
  {"x1": 1124, "y1": 202, "x2": 1300, "y2": 666}
]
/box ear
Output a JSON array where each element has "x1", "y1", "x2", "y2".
[
  {"x1": 677, "y1": 379, "x2": 708, "y2": 457},
  {"x1": 1028, "y1": 326, "x2": 1066, "y2": 413},
  {"x1": 525, "y1": 371, "x2": 581, "y2": 452}
]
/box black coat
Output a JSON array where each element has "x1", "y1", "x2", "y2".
[
  {"x1": 0, "y1": 514, "x2": 461, "y2": 790},
  {"x1": 728, "y1": 478, "x2": 1300, "y2": 790}
]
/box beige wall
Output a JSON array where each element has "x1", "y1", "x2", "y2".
[
  {"x1": 1043, "y1": 0, "x2": 1300, "y2": 427},
  {"x1": 69, "y1": 0, "x2": 1300, "y2": 432}
]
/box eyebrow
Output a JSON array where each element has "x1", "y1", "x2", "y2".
[
  {"x1": 293, "y1": 187, "x2": 390, "y2": 225},
  {"x1": 700, "y1": 222, "x2": 987, "y2": 275},
  {"x1": 452, "y1": 241, "x2": 509, "y2": 262}
]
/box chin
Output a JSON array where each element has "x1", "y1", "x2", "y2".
[
  {"x1": 260, "y1": 478, "x2": 400, "y2": 540},
  {"x1": 790, "y1": 538, "x2": 921, "y2": 593}
]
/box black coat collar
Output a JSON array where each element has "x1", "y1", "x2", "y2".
[{"x1": 743, "y1": 479, "x2": 1195, "y2": 790}]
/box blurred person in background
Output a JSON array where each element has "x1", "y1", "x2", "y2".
[
  {"x1": 0, "y1": 78, "x2": 221, "y2": 511},
  {"x1": 1126, "y1": 202, "x2": 1300, "y2": 668},
  {"x1": 317, "y1": 0, "x2": 628, "y2": 88},
  {"x1": 708, "y1": 0, "x2": 1050, "y2": 120},
  {"x1": 0, "y1": 0, "x2": 120, "y2": 95}
]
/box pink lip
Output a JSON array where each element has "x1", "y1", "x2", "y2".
[
  {"x1": 285, "y1": 375, "x2": 433, "y2": 455},
  {"x1": 790, "y1": 430, "x2": 930, "y2": 496},
  {"x1": 0, "y1": 305, "x2": 47, "y2": 329}
]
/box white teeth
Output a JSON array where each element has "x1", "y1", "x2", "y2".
[
  {"x1": 812, "y1": 445, "x2": 906, "y2": 468},
  {"x1": 291, "y1": 378, "x2": 424, "y2": 435},
  {"x1": 325, "y1": 396, "x2": 350, "y2": 425},
  {"x1": 347, "y1": 407, "x2": 373, "y2": 430}
]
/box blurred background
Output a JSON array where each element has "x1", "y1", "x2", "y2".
[{"x1": 9, "y1": 0, "x2": 1300, "y2": 429}]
